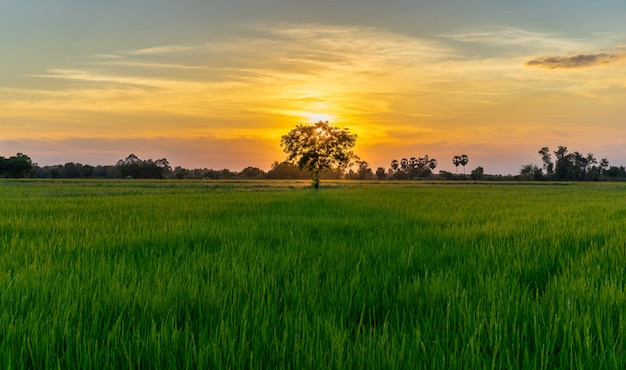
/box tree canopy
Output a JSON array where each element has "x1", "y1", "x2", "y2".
[
  {"x1": 280, "y1": 121, "x2": 357, "y2": 189},
  {"x1": 0, "y1": 153, "x2": 34, "y2": 178}
]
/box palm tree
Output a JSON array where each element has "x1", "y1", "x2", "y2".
[
  {"x1": 428, "y1": 158, "x2": 437, "y2": 172},
  {"x1": 460, "y1": 154, "x2": 469, "y2": 175},
  {"x1": 452, "y1": 155, "x2": 461, "y2": 174}
]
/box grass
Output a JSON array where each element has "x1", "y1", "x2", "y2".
[{"x1": 1, "y1": 179, "x2": 626, "y2": 368}]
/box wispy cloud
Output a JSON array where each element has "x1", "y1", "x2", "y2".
[
  {"x1": 439, "y1": 28, "x2": 588, "y2": 53},
  {"x1": 525, "y1": 52, "x2": 626, "y2": 69},
  {"x1": 124, "y1": 44, "x2": 197, "y2": 55},
  {"x1": 5, "y1": 23, "x2": 625, "y2": 160}
]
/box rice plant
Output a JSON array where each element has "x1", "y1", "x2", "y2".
[{"x1": 1, "y1": 179, "x2": 625, "y2": 369}]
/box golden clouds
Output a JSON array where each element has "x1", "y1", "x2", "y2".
[
  {"x1": 2, "y1": 23, "x2": 626, "y2": 173},
  {"x1": 525, "y1": 52, "x2": 626, "y2": 69}
]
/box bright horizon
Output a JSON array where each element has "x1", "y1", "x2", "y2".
[{"x1": 2, "y1": 1, "x2": 626, "y2": 175}]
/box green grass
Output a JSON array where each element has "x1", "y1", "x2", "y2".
[{"x1": 1, "y1": 179, "x2": 626, "y2": 369}]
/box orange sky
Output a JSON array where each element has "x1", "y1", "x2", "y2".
[{"x1": 2, "y1": 1, "x2": 626, "y2": 174}]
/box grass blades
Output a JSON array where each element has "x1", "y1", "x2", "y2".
[{"x1": 1, "y1": 180, "x2": 625, "y2": 368}]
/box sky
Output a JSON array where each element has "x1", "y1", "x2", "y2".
[{"x1": 2, "y1": 0, "x2": 626, "y2": 175}]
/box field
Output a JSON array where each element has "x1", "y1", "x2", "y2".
[{"x1": 1, "y1": 179, "x2": 626, "y2": 369}]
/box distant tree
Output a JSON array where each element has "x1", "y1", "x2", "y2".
[
  {"x1": 471, "y1": 166, "x2": 484, "y2": 180},
  {"x1": 116, "y1": 154, "x2": 170, "y2": 179},
  {"x1": 319, "y1": 166, "x2": 344, "y2": 180},
  {"x1": 281, "y1": 121, "x2": 357, "y2": 189},
  {"x1": 218, "y1": 169, "x2": 238, "y2": 179},
  {"x1": 428, "y1": 158, "x2": 438, "y2": 173},
  {"x1": 553, "y1": 146, "x2": 575, "y2": 180},
  {"x1": 266, "y1": 161, "x2": 309, "y2": 179},
  {"x1": 2, "y1": 153, "x2": 34, "y2": 178},
  {"x1": 389, "y1": 155, "x2": 437, "y2": 179},
  {"x1": 80, "y1": 164, "x2": 95, "y2": 178},
  {"x1": 538, "y1": 147, "x2": 554, "y2": 176},
  {"x1": 438, "y1": 170, "x2": 456, "y2": 180},
  {"x1": 173, "y1": 166, "x2": 191, "y2": 179},
  {"x1": 346, "y1": 160, "x2": 374, "y2": 180},
  {"x1": 390, "y1": 159, "x2": 399, "y2": 173},
  {"x1": 538, "y1": 146, "x2": 606, "y2": 181},
  {"x1": 93, "y1": 165, "x2": 118, "y2": 178},
  {"x1": 240, "y1": 166, "x2": 266, "y2": 179},
  {"x1": 204, "y1": 169, "x2": 222, "y2": 179},
  {"x1": 600, "y1": 158, "x2": 610, "y2": 173},
  {"x1": 459, "y1": 154, "x2": 469, "y2": 175},
  {"x1": 519, "y1": 164, "x2": 542, "y2": 180},
  {"x1": 605, "y1": 166, "x2": 626, "y2": 178},
  {"x1": 452, "y1": 155, "x2": 461, "y2": 174},
  {"x1": 63, "y1": 162, "x2": 82, "y2": 178},
  {"x1": 375, "y1": 167, "x2": 387, "y2": 180},
  {"x1": 155, "y1": 158, "x2": 172, "y2": 178}
]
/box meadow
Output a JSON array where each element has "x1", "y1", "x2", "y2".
[{"x1": 1, "y1": 179, "x2": 625, "y2": 369}]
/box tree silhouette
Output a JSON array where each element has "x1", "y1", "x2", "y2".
[
  {"x1": 460, "y1": 154, "x2": 469, "y2": 175},
  {"x1": 452, "y1": 155, "x2": 461, "y2": 174},
  {"x1": 428, "y1": 158, "x2": 438, "y2": 173},
  {"x1": 281, "y1": 121, "x2": 357, "y2": 189}
]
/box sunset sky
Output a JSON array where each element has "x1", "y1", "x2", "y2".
[{"x1": 2, "y1": 0, "x2": 626, "y2": 174}]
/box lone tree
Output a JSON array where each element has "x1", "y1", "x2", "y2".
[{"x1": 281, "y1": 121, "x2": 357, "y2": 189}]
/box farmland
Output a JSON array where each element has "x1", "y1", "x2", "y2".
[{"x1": 1, "y1": 179, "x2": 626, "y2": 369}]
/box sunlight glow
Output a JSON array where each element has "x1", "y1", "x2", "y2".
[{"x1": 305, "y1": 112, "x2": 336, "y2": 123}]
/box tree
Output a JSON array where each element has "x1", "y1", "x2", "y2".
[
  {"x1": 390, "y1": 159, "x2": 399, "y2": 173},
  {"x1": 266, "y1": 161, "x2": 309, "y2": 179},
  {"x1": 375, "y1": 167, "x2": 387, "y2": 180},
  {"x1": 240, "y1": 166, "x2": 266, "y2": 179},
  {"x1": 281, "y1": 121, "x2": 357, "y2": 189},
  {"x1": 519, "y1": 164, "x2": 542, "y2": 180},
  {"x1": 452, "y1": 154, "x2": 469, "y2": 176},
  {"x1": 346, "y1": 160, "x2": 374, "y2": 180},
  {"x1": 538, "y1": 147, "x2": 554, "y2": 175},
  {"x1": 459, "y1": 154, "x2": 469, "y2": 175},
  {"x1": 80, "y1": 164, "x2": 95, "y2": 178},
  {"x1": 2, "y1": 153, "x2": 34, "y2": 178},
  {"x1": 539, "y1": 146, "x2": 604, "y2": 181},
  {"x1": 116, "y1": 154, "x2": 170, "y2": 179},
  {"x1": 64, "y1": 162, "x2": 82, "y2": 178},
  {"x1": 452, "y1": 155, "x2": 461, "y2": 174},
  {"x1": 428, "y1": 158, "x2": 438, "y2": 173},
  {"x1": 389, "y1": 155, "x2": 437, "y2": 179},
  {"x1": 471, "y1": 166, "x2": 484, "y2": 180}
]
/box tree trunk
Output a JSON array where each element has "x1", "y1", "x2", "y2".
[{"x1": 312, "y1": 171, "x2": 320, "y2": 189}]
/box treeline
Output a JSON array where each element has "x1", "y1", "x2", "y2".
[
  {"x1": 519, "y1": 146, "x2": 626, "y2": 181},
  {"x1": 3, "y1": 147, "x2": 626, "y2": 181},
  {"x1": 0, "y1": 153, "x2": 334, "y2": 180}
]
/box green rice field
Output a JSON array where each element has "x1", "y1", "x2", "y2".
[{"x1": 1, "y1": 179, "x2": 626, "y2": 369}]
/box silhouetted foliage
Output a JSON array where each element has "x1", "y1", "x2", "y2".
[
  {"x1": 266, "y1": 161, "x2": 310, "y2": 180},
  {"x1": 471, "y1": 166, "x2": 484, "y2": 180},
  {"x1": 345, "y1": 160, "x2": 374, "y2": 180},
  {"x1": 452, "y1": 154, "x2": 469, "y2": 175},
  {"x1": 519, "y1": 164, "x2": 542, "y2": 181},
  {"x1": 0, "y1": 153, "x2": 34, "y2": 178},
  {"x1": 538, "y1": 147, "x2": 554, "y2": 175},
  {"x1": 10, "y1": 143, "x2": 626, "y2": 183},
  {"x1": 240, "y1": 166, "x2": 266, "y2": 179},
  {"x1": 375, "y1": 167, "x2": 387, "y2": 180},
  {"x1": 115, "y1": 154, "x2": 171, "y2": 179},
  {"x1": 534, "y1": 146, "x2": 609, "y2": 181},
  {"x1": 281, "y1": 121, "x2": 357, "y2": 189},
  {"x1": 388, "y1": 155, "x2": 437, "y2": 180}
]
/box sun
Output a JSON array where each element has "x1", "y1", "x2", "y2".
[{"x1": 305, "y1": 112, "x2": 336, "y2": 123}]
